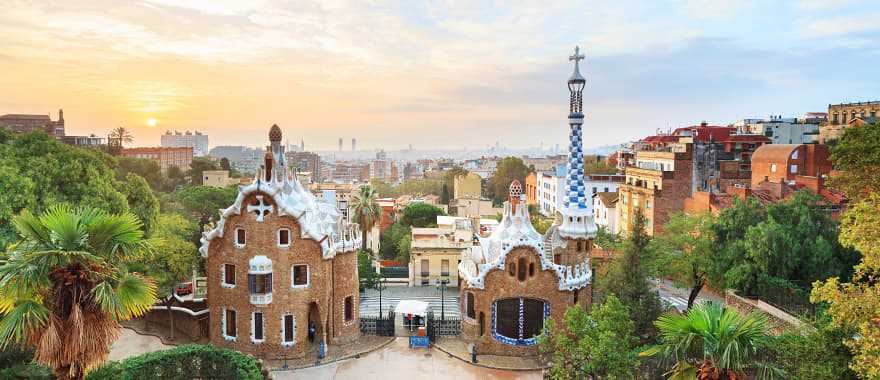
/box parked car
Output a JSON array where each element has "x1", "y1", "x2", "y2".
[{"x1": 175, "y1": 282, "x2": 193, "y2": 296}]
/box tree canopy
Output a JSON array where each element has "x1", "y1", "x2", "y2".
[
  {"x1": 712, "y1": 191, "x2": 857, "y2": 297},
  {"x1": 539, "y1": 295, "x2": 638, "y2": 380},
  {"x1": 486, "y1": 157, "x2": 530, "y2": 205},
  {"x1": 651, "y1": 212, "x2": 715, "y2": 309},
  {"x1": 400, "y1": 203, "x2": 445, "y2": 228},
  {"x1": 0, "y1": 132, "x2": 162, "y2": 249},
  {"x1": 597, "y1": 210, "x2": 664, "y2": 338},
  {"x1": 811, "y1": 124, "x2": 880, "y2": 379}
]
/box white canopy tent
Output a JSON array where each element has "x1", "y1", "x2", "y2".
[{"x1": 394, "y1": 300, "x2": 430, "y2": 317}]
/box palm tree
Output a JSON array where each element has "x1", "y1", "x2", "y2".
[
  {"x1": 108, "y1": 126, "x2": 133, "y2": 147},
  {"x1": 0, "y1": 205, "x2": 157, "y2": 380},
  {"x1": 350, "y1": 185, "x2": 381, "y2": 254},
  {"x1": 640, "y1": 302, "x2": 782, "y2": 380}
]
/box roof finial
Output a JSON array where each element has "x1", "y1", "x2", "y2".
[{"x1": 569, "y1": 46, "x2": 585, "y2": 81}]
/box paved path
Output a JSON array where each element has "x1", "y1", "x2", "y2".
[
  {"x1": 360, "y1": 286, "x2": 460, "y2": 318},
  {"x1": 108, "y1": 328, "x2": 172, "y2": 361},
  {"x1": 654, "y1": 279, "x2": 724, "y2": 312},
  {"x1": 275, "y1": 338, "x2": 541, "y2": 380}
]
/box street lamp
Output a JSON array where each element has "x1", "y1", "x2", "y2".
[
  {"x1": 376, "y1": 274, "x2": 387, "y2": 318},
  {"x1": 436, "y1": 277, "x2": 448, "y2": 321}
]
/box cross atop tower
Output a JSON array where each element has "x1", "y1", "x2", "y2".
[{"x1": 569, "y1": 46, "x2": 585, "y2": 64}]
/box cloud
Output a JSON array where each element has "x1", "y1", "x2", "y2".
[
  {"x1": 1, "y1": 1, "x2": 879, "y2": 149},
  {"x1": 798, "y1": 12, "x2": 880, "y2": 38}
]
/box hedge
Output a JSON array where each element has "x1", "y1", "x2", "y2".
[{"x1": 86, "y1": 344, "x2": 263, "y2": 380}]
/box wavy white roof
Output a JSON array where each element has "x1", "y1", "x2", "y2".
[
  {"x1": 458, "y1": 193, "x2": 591, "y2": 292},
  {"x1": 199, "y1": 175, "x2": 361, "y2": 260}
]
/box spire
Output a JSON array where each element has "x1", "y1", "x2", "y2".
[{"x1": 558, "y1": 46, "x2": 597, "y2": 240}]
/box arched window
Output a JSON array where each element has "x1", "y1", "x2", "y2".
[
  {"x1": 517, "y1": 257, "x2": 527, "y2": 282},
  {"x1": 492, "y1": 298, "x2": 547, "y2": 346},
  {"x1": 479, "y1": 312, "x2": 485, "y2": 337},
  {"x1": 508, "y1": 260, "x2": 516, "y2": 276},
  {"x1": 528, "y1": 262, "x2": 535, "y2": 277}
]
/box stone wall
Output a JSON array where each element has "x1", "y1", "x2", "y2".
[
  {"x1": 139, "y1": 308, "x2": 208, "y2": 342},
  {"x1": 724, "y1": 290, "x2": 801, "y2": 335}
]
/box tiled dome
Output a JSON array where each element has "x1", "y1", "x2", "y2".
[
  {"x1": 509, "y1": 180, "x2": 523, "y2": 198},
  {"x1": 269, "y1": 124, "x2": 282, "y2": 142}
]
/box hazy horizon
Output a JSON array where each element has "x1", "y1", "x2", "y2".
[{"x1": 2, "y1": 1, "x2": 878, "y2": 150}]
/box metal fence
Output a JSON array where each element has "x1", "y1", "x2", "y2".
[
  {"x1": 426, "y1": 311, "x2": 460, "y2": 342},
  {"x1": 360, "y1": 311, "x2": 396, "y2": 336}
]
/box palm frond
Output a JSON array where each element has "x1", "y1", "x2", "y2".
[
  {"x1": 86, "y1": 212, "x2": 147, "y2": 261},
  {"x1": 38, "y1": 205, "x2": 88, "y2": 251},
  {"x1": 11, "y1": 210, "x2": 50, "y2": 245},
  {"x1": 91, "y1": 273, "x2": 156, "y2": 321},
  {"x1": 0, "y1": 300, "x2": 49, "y2": 349}
]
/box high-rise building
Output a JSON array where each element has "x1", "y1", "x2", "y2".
[
  {"x1": 161, "y1": 130, "x2": 209, "y2": 157},
  {"x1": 338, "y1": 137, "x2": 343, "y2": 152},
  {"x1": 351, "y1": 138, "x2": 356, "y2": 151}
]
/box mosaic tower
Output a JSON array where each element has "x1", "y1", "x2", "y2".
[{"x1": 558, "y1": 46, "x2": 598, "y2": 239}]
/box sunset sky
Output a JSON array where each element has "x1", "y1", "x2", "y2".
[{"x1": 1, "y1": 1, "x2": 878, "y2": 150}]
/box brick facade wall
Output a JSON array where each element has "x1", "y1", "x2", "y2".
[
  {"x1": 205, "y1": 192, "x2": 359, "y2": 359},
  {"x1": 459, "y1": 246, "x2": 591, "y2": 356}
]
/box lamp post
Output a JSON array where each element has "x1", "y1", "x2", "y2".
[
  {"x1": 376, "y1": 274, "x2": 387, "y2": 319},
  {"x1": 436, "y1": 277, "x2": 448, "y2": 321}
]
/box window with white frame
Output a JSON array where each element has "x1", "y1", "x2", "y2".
[
  {"x1": 791, "y1": 150, "x2": 799, "y2": 159},
  {"x1": 292, "y1": 265, "x2": 309, "y2": 288},
  {"x1": 281, "y1": 314, "x2": 296, "y2": 346},
  {"x1": 277, "y1": 228, "x2": 291, "y2": 248},
  {"x1": 221, "y1": 264, "x2": 236, "y2": 288},
  {"x1": 222, "y1": 308, "x2": 237, "y2": 341},
  {"x1": 771, "y1": 163, "x2": 777, "y2": 173},
  {"x1": 234, "y1": 228, "x2": 246, "y2": 248},
  {"x1": 251, "y1": 311, "x2": 264, "y2": 343},
  {"x1": 790, "y1": 164, "x2": 798, "y2": 174}
]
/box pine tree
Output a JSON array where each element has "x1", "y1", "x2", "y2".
[{"x1": 598, "y1": 209, "x2": 664, "y2": 338}]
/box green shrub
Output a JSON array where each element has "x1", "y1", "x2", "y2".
[
  {"x1": 0, "y1": 346, "x2": 54, "y2": 379},
  {"x1": 86, "y1": 344, "x2": 263, "y2": 380}
]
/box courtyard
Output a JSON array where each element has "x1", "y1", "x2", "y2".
[{"x1": 274, "y1": 337, "x2": 542, "y2": 380}]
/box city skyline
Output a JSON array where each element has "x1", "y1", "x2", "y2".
[{"x1": 1, "y1": 1, "x2": 879, "y2": 150}]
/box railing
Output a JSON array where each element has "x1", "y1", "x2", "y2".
[
  {"x1": 420, "y1": 272, "x2": 430, "y2": 277},
  {"x1": 249, "y1": 293, "x2": 272, "y2": 305},
  {"x1": 360, "y1": 311, "x2": 396, "y2": 336},
  {"x1": 426, "y1": 311, "x2": 461, "y2": 342}
]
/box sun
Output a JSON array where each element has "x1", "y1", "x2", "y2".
[{"x1": 147, "y1": 118, "x2": 157, "y2": 127}]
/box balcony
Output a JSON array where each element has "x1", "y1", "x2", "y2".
[
  {"x1": 250, "y1": 292, "x2": 273, "y2": 305},
  {"x1": 421, "y1": 271, "x2": 430, "y2": 277}
]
